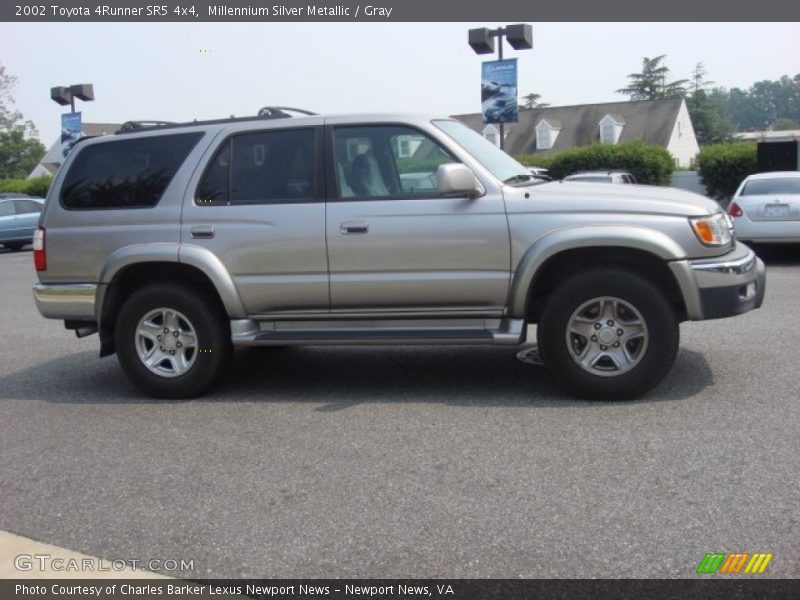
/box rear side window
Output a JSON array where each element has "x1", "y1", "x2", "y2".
[
  {"x1": 741, "y1": 178, "x2": 800, "y2": 196},
  {"x1": 196, "y1": 128, "x2": 316, "y2": 206},
  {"x1": 61, "y1": 133, "x2": 202, "y2": 209}
]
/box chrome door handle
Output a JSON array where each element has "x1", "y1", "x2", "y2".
[
  {"x1": 190, "y1": 225, "x2": 215, "y2": 239},
  {"x1": 340, "y1": 221, "x2": 369, "y2": 235}
]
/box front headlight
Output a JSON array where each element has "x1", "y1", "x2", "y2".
[{"x1": 689, "y1": 213, "x2": 732, "y2": 247}]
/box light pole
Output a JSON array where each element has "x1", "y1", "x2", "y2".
[
  {"x1": 50, "y1": 84, "x2": 94, "y2": 113},
  {"x1": 468, "y1": 24, "x2": 533, "y2": 150}
]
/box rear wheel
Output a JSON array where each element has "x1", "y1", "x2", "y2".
[
  {"x1": 537, "y1": 268, "x2": 679, "y2": 400},
  {"x1": 3, "y1": 242, "x2": 24, "y2": 251},
  {"x1": 115, "y1": 283, "x2": 232, "y2": 398}
]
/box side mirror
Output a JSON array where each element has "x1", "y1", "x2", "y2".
[{"x1": 437, "y1": 163, "x2": 483, "y2": 198}]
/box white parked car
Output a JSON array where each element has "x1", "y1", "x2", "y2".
[
  {"x1": 564, "y1": 171, "x2": 637, "y2": 184},
  {"x1": 728, "y1": 172, "x2": 800, "y2": 243}
]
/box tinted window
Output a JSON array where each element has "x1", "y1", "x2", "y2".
[
  {"x1": 333, "y1": 125, "x2": 454, "y2": 199},
  {"x1": 196, "y1": 128, "x2": 316, "y2": 206},
  {"x1": 741, "y1": 178, "x2": 800, "y2": 196},
  {"x1": 14, "y1": 200, "x2": 43, "y2": 215},
  {"x1": 61, "y1": 133, "x2": 202, "y2": 209},
  {"x1": 0, "y1": 202, "x2": 13, "y2": 217}
]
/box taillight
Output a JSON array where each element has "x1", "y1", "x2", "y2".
[
  {"x1": 33, "y1": 227, "x2": 46, "y2": 271},
  {"x1": 727, "y1": 201, "x2": 743, "y2": 218}
]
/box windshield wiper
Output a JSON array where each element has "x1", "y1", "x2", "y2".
[{"x1": 503, "y1": 174, "x2": 535, "y2": 185}]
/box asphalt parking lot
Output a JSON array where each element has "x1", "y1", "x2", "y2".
[{"x1": 0, "y1": 244, "x2": 798, "y2": 579}]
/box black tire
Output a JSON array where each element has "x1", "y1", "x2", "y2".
[
  {"x1": 3, "y1": 242, "x2": 25, "y2": 251},
  {"x1": 114, "y1": 283, "x2": 232, "y2": 399},
  {"x1": 537, "y1": 268, "x2": 679, "y2": 401}
]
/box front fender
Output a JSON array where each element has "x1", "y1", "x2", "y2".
[{"x1": 508, "y1": 225, "x2": 688, "y2": 318}]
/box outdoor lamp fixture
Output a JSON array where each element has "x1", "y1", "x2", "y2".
[
  {"x1": 468, "y1": 24, "x2": 533, "y2": 55},
  {"x1": 468, "y1": 24, "x2": 533, "y2": 149},
  {"x1": 50, "y1": 83, "x2": 95, "y2": 113}
]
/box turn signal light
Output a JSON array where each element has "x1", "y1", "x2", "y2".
[
  {"x1": 689, "y1": 213, "x2": 731, "y2": 247},
  {"x1": 727, "y1": 202, "x2": 743, "y2": 217},
  {"x1": 33, "y1": 227, "x2": 46, "y2": 271}
]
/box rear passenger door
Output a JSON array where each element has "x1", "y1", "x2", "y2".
[{"x1": 182, "y1": 126, "x2": 329, "y2": 315}]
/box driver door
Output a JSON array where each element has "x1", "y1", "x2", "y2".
[{"x1": 325, "y1": 123, "x2": 510, "y2": 313}]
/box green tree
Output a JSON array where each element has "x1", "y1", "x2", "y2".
[
  {"x1": 771, "y1": 117, "x2": 800, "y2": 131},
  {"x1": 0, "y1": 129, "x2": 46, "y2": 179},
  {"x1": 0, "y1": 62, "x2": 45, "y2": 179},
  {"x1": 709, "y1": 74, "x2": 800, "y2": 130},
  {"x1": 519, "y1": 93, "x2": 549, "y2": 110},
  {"x1": 617, "y1": 55, "x2": 689, "y2": 101},
  {"x1": 686, "y1": 64, "x2": 733, "y2": 145}
]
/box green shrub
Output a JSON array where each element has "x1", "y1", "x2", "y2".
[
  {"x1": 0, "y1": 175, "x2": 53, "y2": 198},
  {"x1": 515, "y1": 140, "x2": 675, "y2": 186},
  {"x1": 695, "y1": 142, "x2": 757, "y2": 200}
]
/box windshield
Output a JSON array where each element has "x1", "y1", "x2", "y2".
[
  {"x1": 434, "y1": 119, "x2": 532, "y2": 184},
  {"x1": 741, "y1": 178, "x2": 800, "y2": 196}
]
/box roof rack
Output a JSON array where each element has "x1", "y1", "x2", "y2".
[
  {"x1": 115, "y1": 107, "x2": 318, "y2": 135},
  {"x1": 0, "y1": 192, "x2": 30, "y2": 198},
  {"x1": 257, "y1": 106, "x2": 317, "y2": 118},
  {"x1": 119, "y1": 120, "x2": 177, "y2": 131}
]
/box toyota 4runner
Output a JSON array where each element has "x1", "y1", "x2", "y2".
[{"x1": 32, "y1": 109, "x2": 766, "y2": 400}]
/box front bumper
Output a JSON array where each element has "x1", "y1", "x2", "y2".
[
  {"x1": 33, "y1": 283, "x2": 98, "y2": 321},
  {"x1": 687, "y1": 243, "x2": 766, "y2": 320}
]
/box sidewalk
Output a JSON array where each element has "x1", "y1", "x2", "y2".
[{"x1": 0, "y1": 530, "x2": 171, "y2": 579}]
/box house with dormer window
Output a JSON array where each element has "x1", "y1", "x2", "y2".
[{"x1": 454, "y1": 98, "x2": 699, "y2": 167}]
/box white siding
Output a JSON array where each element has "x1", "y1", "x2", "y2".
[{"x1": 666, "y1": 99, "x2": 700, "y2": 168}]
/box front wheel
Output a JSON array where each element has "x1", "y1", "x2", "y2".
[
  {"x1": 537, "y1": 269, "x2": 679, "y2": 400},
  {"x1": 3, "y1": 242, "x2": 25, "y2": 251},
  {"x1": 115, "y1": 283, "x2": 232, "y2": 398}
]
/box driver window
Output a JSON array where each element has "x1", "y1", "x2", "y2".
[{"x1": 333, "y1": 126, "x2": 455, "y2": 199}]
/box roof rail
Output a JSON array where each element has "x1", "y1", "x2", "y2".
[
  {"x1": 114, "y1": 107, "x2": 318, "y2": 135},
  {"x1": 257, "y1": 106, "x2": 317, "y2": 118},
  {"x1": 119, "y1": 120, "x2": 177, "y2": 131}
]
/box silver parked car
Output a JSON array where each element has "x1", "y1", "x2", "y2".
[
  {"x1": 728, "y1": 171, "x2": 800, "y2": 243},
  {"x1": 0, "y1": 194, "x2": 45, "y2": 251},
  {"x1": 32, "y1": 110, "x2": 765, "y2": 400}
]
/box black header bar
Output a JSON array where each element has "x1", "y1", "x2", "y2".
[{"x1": 4, "y1": 0, "x2": 800, "y2": 22}]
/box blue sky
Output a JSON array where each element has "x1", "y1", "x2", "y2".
[{"x1": 1, "y1": 22, "x2": 798, "y2": 144}]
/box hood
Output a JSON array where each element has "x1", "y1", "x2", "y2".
[{"x1": 523, "y1": 181, "x2": 721, "y2": 217}]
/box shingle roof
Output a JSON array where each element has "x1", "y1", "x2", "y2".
[{"x1": 453, "y1": 98, "x2": 683, "y2": 156}]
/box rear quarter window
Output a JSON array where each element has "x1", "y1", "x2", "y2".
[{"x1": 60, "y1": 132, "x2": 203, "y2": 209}]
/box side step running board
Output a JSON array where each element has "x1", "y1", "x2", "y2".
[{"x1": 231, "y1": 318, "x2": 525, "y2": 347}]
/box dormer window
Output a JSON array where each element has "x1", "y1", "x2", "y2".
[
  {"x1": 599, "y1": 114, "x2": 624, "y2": 144},
  {"x1": 535, "y1": 119, "x2": 561, "y2": 150}
]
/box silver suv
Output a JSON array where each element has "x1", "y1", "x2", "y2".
[{"x1": 32, "y1": 110, "x2": 766, "y2": 400}]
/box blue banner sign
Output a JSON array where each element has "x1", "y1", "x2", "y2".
[
  {"x1": 481, "y1": 59, "x2": 518, "y2": 124},
  {"x1": 60, "y1": 112, "x2": 82, "y2": 157}
]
